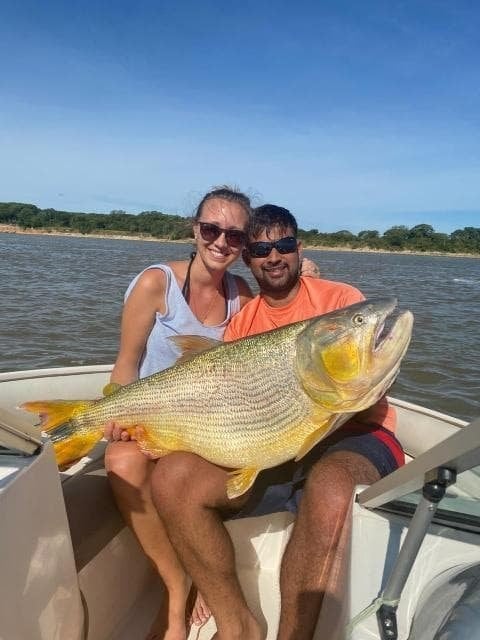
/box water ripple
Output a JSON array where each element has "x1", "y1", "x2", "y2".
[{"x1": 1, "y1": 234, "x2": 479, "y2": 422}]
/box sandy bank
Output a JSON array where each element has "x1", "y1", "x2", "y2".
[
  {"x1": 1, "y1": 223, "x2": 478, "y2": 258},
  {"x1": 0, "y1": 224, "x2": 192, "y2": 244}
]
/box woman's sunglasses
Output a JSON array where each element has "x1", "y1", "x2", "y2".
[
  {"x1": 198, "y1": 222, "x2": 247, "y2": 248},
  {"x1": 247, "y1": 236, "x2": 297, "y2": 258}
]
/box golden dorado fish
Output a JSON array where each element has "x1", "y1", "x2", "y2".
[{"x1": 22, "y1": 297, "x2": 413, "y2": 498}]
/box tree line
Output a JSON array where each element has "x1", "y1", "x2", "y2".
[{"x1": 1, "y1": 201, "x2": 479, "y2": 255}]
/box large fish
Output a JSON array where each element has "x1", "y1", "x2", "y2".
[{"x1": 22, "y1": 297, "x2": 413, "y2": 498}]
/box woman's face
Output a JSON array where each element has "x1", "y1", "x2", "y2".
[{"x1": 194, "y1": 197, "x2": 249, "y2": 270}]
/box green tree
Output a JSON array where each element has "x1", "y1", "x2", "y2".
[{"x1": 383, "y1": 225, "x2": 409, "y2": 250}]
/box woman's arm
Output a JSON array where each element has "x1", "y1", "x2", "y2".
[
  {"x1": 110, "y1": 269, "x2": 167, "y2": 385},
  {"x1": 105, "y1": 269, "x2": 167, "y2": 441}
]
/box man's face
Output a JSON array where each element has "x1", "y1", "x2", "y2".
[{"x1": 246, "y1": 225, "x2": 301, "y2": 295}]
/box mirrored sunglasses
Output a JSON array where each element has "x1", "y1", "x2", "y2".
[
  {"x1": 247, "y1": 236, "x2": 297, "y2": 258},
  {"x1": 198, "y1": 222, "x2": 247, "y2": 248}
]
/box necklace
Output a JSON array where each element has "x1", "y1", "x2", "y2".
[
  {"x1": 191, "y1": 286, "x2": 220, "y2": 324},
  {"x1": 189, "y1": 277, "x2": 226, "y2": 324},
  {"x1": 182, "y1": 254, "x2": 226, "y2": 324}
]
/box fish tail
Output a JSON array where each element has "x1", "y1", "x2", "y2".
[
  {"x1": 21, "y1": 400, "x2": 94, "y2": 431},
  {"x1": 21, "y1": 399, "x2": 100, "y2": 469}
]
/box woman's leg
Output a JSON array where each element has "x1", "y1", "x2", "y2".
[{"x1": 105, "y1": 441, "x2": 190, "y2": 640}]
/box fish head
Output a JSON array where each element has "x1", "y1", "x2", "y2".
[{"x1": 296, "y1": 297, "x2": 413, "y2": 413}]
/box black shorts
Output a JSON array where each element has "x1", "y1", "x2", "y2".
[{"x1": 231, "y1": 424, "x2": 403, "y2": 519}]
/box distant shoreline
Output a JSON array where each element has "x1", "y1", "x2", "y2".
[
  {"x1": 0, "y1": 223, "x2": 192, "y2": 243},
  {"x1": 1, "y1": 223, "x2": 479, "y2": 258}
]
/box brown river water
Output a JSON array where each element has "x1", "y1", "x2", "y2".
[{"x1": 1, "y1": 233, "x2": 479, "y2": 422}]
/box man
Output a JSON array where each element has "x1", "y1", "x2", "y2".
[{"x1": 150, "y1": 205, "x2": 403, "y2": 640}]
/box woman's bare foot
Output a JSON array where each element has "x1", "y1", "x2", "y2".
[
  {"x1": 211, "y1": 613, "x2": 263, "y2": 640},
  {"x1": 188, "y1": 589, "x2": 211, "y2": 628},
  {"x1": 145, "y1": 596, "x2": 188, "y2": 640}
]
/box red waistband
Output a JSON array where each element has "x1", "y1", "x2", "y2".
[{"x1": 338, "y1": 421, "x2": 405, "y2": 467}]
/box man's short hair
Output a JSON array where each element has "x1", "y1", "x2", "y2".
[{"x1": 249, "y1": 204, "x2": 298, "y2": 239}]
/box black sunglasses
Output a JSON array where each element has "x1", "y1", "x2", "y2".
[
  {"x1": 247, "y1": 236, "x2": 297, "y2": 258},
  {"x1": 198, "y1": 222, "x2": 247, "y2": 248}
]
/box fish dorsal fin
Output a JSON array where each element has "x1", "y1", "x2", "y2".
[
  {"x1": 169, "y1": 335, "x2": 222, "y2": 364},
  {"x1": 102, "y1": 382, "x2": 122, "y2": 397}
]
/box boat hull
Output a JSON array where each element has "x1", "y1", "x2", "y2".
[{"x1": 0, "y1": 365, "x2": 477, "y2": 640}]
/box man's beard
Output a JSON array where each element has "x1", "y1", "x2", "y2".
[{"x1": 257, "y1": 264, "x2": 299, "y2": 296}]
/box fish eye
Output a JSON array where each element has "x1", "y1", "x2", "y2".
[{"x1": 352, "y1": 314, "x2": 365, "y2": 326}]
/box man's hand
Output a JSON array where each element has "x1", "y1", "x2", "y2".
[{"x1": 300, "y1": 257, "x2": 320, "y2": 278}]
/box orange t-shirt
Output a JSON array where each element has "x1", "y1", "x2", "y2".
[{"x1": 224, "y1": 277, "x2": 396, "y2": 432}]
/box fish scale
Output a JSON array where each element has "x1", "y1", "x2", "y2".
[{"x1": 22, "y1": 298, "x2": 413, "y2": 498}]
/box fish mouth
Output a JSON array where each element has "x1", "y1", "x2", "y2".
[
  {"x1": 371, "y1": 298, "x2": 413, "y2": 359},
  {"x1": 362, "y1": 297, "x2": 413, "y2": 404},
  {"x1": 374, "y1": 301, "x2": 400, "y2": 351}
]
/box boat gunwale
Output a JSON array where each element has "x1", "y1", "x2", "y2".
[
  {"x1": 0, "y1": 364, "x2": 470, "y2": 430},
  {"x1": 0, "y1": 363, "x2": 114, "y2": 382}
]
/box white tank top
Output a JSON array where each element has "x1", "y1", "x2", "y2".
[{"x1": 124, "y1": 264, "x2": 241, "y2": 378}]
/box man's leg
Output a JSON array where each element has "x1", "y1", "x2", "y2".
[
  {"x1": 151, "y1": 452, "x2": 264, "y2": 640},
  {"x1": 277, "y1": 450, "x2": 380, "y2": 640}
]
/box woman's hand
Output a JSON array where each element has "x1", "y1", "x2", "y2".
[{"x1": 104, "y1": 421, "x2": 136, "y2": 442}]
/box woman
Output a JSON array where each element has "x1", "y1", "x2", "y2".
[{"x1": 104, "y1": 186, "x2": 253, "y2": 640}]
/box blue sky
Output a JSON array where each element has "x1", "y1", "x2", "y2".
[{"x1": 1, "y1": 0, "x2": 479, "y2": 234}]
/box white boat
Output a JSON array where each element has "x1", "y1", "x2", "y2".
[{"x1": 1, "y1": 365, "x2": 479, "y2": 640}]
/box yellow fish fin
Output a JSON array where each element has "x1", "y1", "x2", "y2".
[
  {"x1": 294, "y1": 416, "x2": 338, "y2": 461},
  {"x1": 169, "y1": 335, "x2": 221, "y2": 364},
  {"x1": 134, "y1": 426, "x2": 183, "y2": 459},
  {"x1": 226, "y1": 467, "x2": 260, "y2": 499},
  {"x1": 54, "y1": 431, "x2": 104, "y2": 470},
  {"x1": 102, "y1": 382, "x2": 122, "y2": 396},
  {"x1": 21, "y1": 400, "x2": 94, "y2": 432}
]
